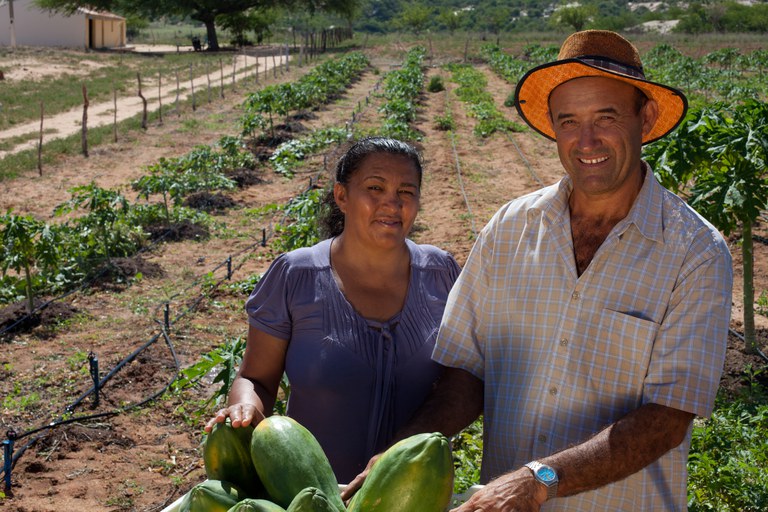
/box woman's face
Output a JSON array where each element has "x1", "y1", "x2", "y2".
[{"x1": 334, "y1": 153, "x2": 421, "y2": 251}]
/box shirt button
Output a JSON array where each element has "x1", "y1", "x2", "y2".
[
  {"x1": 572, "y1": 291, "x2": 580, "y2": 300},
  {"x1": 560, "y1": 338, "x2": 568, "y2": 347},
  {"x1": 549, "y1": 386, "x2": 558, "y2": 396}
]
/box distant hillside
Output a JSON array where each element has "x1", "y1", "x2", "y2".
[{"x1": 350, "y1": 0, "x2": 768, "y2": 35}]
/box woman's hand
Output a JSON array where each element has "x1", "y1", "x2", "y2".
[{"x1": 204, "y1": 403, "x2": 265, "y2": 433}]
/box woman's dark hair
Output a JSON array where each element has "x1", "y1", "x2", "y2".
[{"x1": 319, "y1": 137, "x2": 423, "y2": 239}]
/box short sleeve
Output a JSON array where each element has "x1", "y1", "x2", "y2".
[
  {"x1": 432, "y1": 226, "x2": 493, "y2": 380},
  {"x1": 245, "y1": 254, "x2": 293, "y2": 340}
]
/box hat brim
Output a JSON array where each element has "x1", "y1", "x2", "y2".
[{"x1": 514, "y1": 59, "x2": 688, "y2": 145}]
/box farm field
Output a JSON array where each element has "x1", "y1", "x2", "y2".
[{"x1": 1, "y1": 35, "x2": 767, "y2": 511}]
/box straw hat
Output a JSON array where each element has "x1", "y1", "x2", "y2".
[{"x1": 514, "y1": 30, "x2": 687, "y2": 145}]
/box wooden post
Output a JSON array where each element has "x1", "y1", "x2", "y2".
[
  {"x1": 232, "y1": 55, "x2": 237, "y2": 91},
  {"x1": 219, "y1": 58, "x2": 225, "y2": 99},
  {"x1": 137, "y1": 72, "x2": 147, "y2": 129},
  {"x1": 189, "y1": 63, "x2": 196, "y2": 111},
  {"x1": 157, "y1": 71, "x2": 163, "y2": 125},
  {"x1": 272, "y1": 51, "x2": 277, "y2": 78},
  {"x1": 37, "y1": 101, "x2": 43, "y2": 176},
  {"x1": 285, "y1": 44, "x2": 289, "y2": 72},
  {"x1": 112, "y1": 87, "x2": 117, "y2": 142},
  {"x1": 206, "y1": 61, "x2": 212, "y2": 104},
  {"x1": 175, "y1": 69, "x2": 180, "y2": 116},
  {"x1": 81, "y1": 84, "x2": 89, "y2": 157}
]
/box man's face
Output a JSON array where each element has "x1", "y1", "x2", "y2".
[{"x1": 548, "y1": 76, "x2": 658, "y2": 203}]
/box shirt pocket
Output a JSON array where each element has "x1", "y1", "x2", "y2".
[{"x1": 579, "y1": 309, "x2": 659, "y2": 415}]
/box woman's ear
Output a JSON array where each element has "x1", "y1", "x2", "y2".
[{"x1": 333, "y1": 182, "x2": 347, "y2": 214}]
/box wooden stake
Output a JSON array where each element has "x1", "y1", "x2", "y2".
[
  {"x1": 190, "y1": 63, "x2": 196, "y2": 111},
  {"x1": 219, "y1": 58, "x2": 225, "y2": 99},
  {"x1": 113, "y1": 87, "x2": 117, "y2": 142},
  {"x1": 137, "y1": 72, "x2": 147, "y2": 129},
  {"x1": 81, "y1": 84, "x2": 89, "y2": 157},
  {"x1": 175, "y1": 69, "x2": 180, "y2": 116},
  {"x1": 232, "y1": 55, "x2": 237, "y2": 91},
  {"x1": 157, "y1": 71, "x2": 163, "y2": 125},
  {"x1": 206, "y1": 61, "x2": 212, "y2": 104},
  {"x1": 37, "y1": 101, "x2": 43, "y2": 176}
]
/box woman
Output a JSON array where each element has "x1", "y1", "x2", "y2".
[{"x1": 205, "y1": 137, "x2": 460, "y2": 483}]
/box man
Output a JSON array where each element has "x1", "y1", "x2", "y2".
[{"x1": 395, "y1": 30, "x2": 732, "y2": 511}]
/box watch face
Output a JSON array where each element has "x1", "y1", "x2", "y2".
[{"x1": 537, "y1": 466, "x2": 557, "y2": 483}]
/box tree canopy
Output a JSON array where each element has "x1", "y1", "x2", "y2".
[{"x1": 34, "y1": 0, "x2": 361, "y2": 50}]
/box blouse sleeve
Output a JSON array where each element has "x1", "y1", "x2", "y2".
[{"x1": 245, "y1": 254, "x2": 293, "y2": 340}]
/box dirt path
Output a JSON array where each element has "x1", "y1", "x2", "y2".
[{"x1": 0, "y1": 51, "x2": 286, "y2": 159}]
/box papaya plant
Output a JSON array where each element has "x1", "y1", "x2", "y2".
[
  {"x1": 644, "y1": 100, "x2": 768, "y2": 354},
  {"x1": 0, "y1": 211, "x2": 61, "y2": 313},
  {"x1": 54, "y1": 183, "x2": 136, "y2": 262}
]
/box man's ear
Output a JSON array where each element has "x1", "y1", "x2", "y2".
[
  {"x1": 641, "y1": 99, "x2": 660, "y2": 139},
  {"x1": 333, "y1": 182, "x2": 347, "y2": 214}
]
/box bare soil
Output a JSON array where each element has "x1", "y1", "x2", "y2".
[{"x1": 1, "y1": 45, "x2": 766, "y2": 512}]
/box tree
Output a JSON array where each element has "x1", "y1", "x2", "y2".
[
  {"x1": 481, "y1": 6, "x2": 511, "y2": 44},
  {"x1": 34, "y1": 0, "x2": 361, "y2": 51},
  {"x1": 397, "y1": 3, "x2": 430, "y2": 34},
  {"x1": 551, "y1": 4, "x2": 597, "y2": 32},
  {"x1": 644, "y1": 100, "x2": 768, "y2": 355},
  {"x1": 437, "y1": 7, "x2": 462, "y2": 34}
]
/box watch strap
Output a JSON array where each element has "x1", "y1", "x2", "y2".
[{"x1": 525, "y1": 460, "x2": 558, "y2": 500}]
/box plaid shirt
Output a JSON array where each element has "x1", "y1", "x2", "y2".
[{"x1": 433, "y1": 164, "x2": 732, "y2": 511}]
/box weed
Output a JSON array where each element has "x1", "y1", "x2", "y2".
[
  {"x1": 427, "y1": 75, "x2": 446, "y2": 93},
  {"x1": 434, "y1": 113, "x2": 455, "y2": 131}
]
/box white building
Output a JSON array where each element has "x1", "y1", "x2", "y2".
[{"x1": 0, "y1": 0, "x2": 126, "y2": 49}]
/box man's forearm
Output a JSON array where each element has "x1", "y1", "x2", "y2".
[
  {"x1": 545, "y1": 403, "x2": 694, "y2": 497},
  {"x1": 396, "y1": 366, "x2": 484, "y2": 441}
]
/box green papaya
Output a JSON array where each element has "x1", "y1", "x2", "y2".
[
  {"x1": 346, "y1": 432, "x2": 454, "y2": 512},
  {"x1": 286, "y1": 487, "x2": 339, "y2": 512},
  {"x1": 204, "y1": 419, "x2": 265, "y2": 497},
  {"x1": 227, "y1": 497, "x2": 287, "y2": 512},
  {"x1": 179, "y1": 479, "x2": 248, "y2": 512},
  {"x1": 250, "y1": 416, "x2": 344, "y2": 512}
]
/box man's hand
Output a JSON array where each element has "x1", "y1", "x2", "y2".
[
  {"x1": 340, "y1": 453, "x2": 381, "y2": 503},
  {"x1": 451, "y1": 468, "x2": 546, "y2": 512}
]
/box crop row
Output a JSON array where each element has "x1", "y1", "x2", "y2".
[{"x1": 241, "y1": 52, "x2": 370, "y2": 137}]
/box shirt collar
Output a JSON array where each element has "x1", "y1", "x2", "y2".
[{"x1": 530, "y1": 161, "x2": 665, "y2": 243}]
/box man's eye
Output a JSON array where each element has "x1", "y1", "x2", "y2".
[{"x1": 596, "y1": 116, "x2": 616, "y2": 126}]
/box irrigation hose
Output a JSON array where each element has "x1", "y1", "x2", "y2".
[
  {"x1": 0, "y1": 331, "x2": 181, "y2": 484},
  {"x1": 502, "y1": 130, "x2": 544, "y2": 188},
  {"x1": 729, "y1": 327, "x2": 768, "y2": 364}
]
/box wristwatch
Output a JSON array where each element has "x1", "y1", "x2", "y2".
[{"x1": 525, "y1": 461, "x2": 558, "y2": 500}]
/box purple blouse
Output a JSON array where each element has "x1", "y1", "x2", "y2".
[{"x1": 245, "y1": 238, "x2": 460, "y2": 483}]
